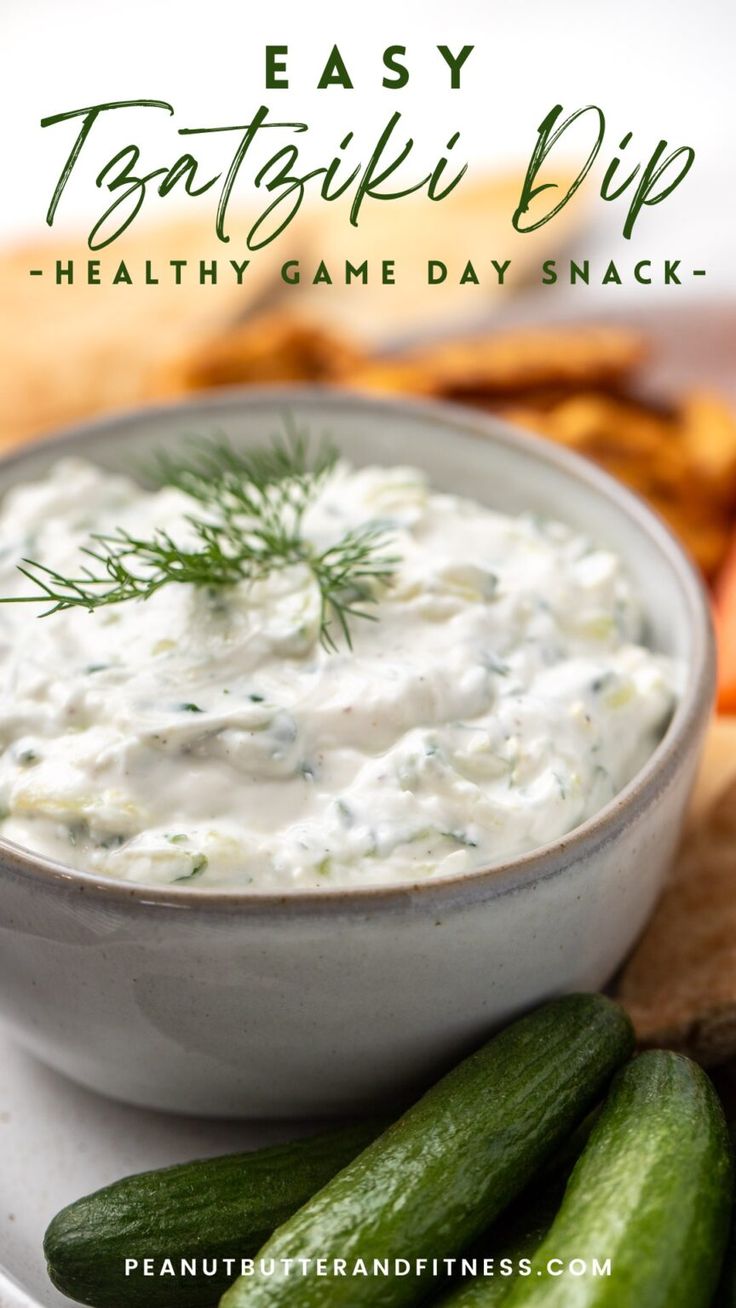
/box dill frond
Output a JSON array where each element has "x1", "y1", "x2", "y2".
[{"x1": 2, "y1": 432, "x2": 397, "y2": 651}]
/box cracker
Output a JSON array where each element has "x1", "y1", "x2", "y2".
[
  {"x1": 333, "y1": 356, "x2": 441, "y2": 397},
  {"x1": 401, "y1": 326, "x2": 646, "y2": 396},
  {"x1": 495, "y1": 392, "x2": 734, "y2": 578},
  {"x1": 158, "y1": 311, "x2": 364, "y2": 393},
  {"x1": 680, "y1": 390, "x2": 736, "y2": 499}
]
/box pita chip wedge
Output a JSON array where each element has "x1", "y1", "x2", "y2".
[
  {"x1": 156, "y1": 310, "x2": 365, "y2": 395},
  {"x1": 273, "y1": 171, "x2": 586, "y2": 345},
  {"x1": 0, "y1": 214, "x2": 286, "y2": 448},
  {"x1": 618, "y1": 719, "x2": 736, "y2": 1064}
]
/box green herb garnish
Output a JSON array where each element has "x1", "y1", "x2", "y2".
[{"x1": 1, "y1": 431, "x2": 397, "y2": 651}]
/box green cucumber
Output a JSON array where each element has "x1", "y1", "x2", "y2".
[
  {"x1": 704, "y1": 1072, "x2": 736, "y2": 1308},
  {"x1": 435, "y1": 1111, "x2": 599, "y2": 1305},
  {"x1": 44, "y1": 1118, "x2": 386, "y2": 1308},
  {"x1": 436, "y1": 1192, "x2": 557, "y2": 1306},
  {"x1": 220, "y1": 993, "x2": 633, "y2": 1308},
  {"x1": 438, "y1": 1228, "x2": 542, "y2": 1308},
  {"x1": 504, "y1": 1050, "x2": 732, "y2": 1308},
  {"x1": 716, "y1": 1218, "x2": 736, "y2": 1308}
]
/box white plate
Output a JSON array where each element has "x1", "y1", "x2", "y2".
[{"x1": 0, "y1": 1028, "x2": 312, "y2": 1307}]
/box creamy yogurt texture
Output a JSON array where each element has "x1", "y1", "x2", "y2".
[{"x1": 0, "y1": 456, "x2": 679, "y2": 889}]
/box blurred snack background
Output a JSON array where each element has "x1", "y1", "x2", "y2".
[
  {"x1": 5, "y1": 208, "x2": 736, "y2": 587},
  {"x1": 3, "y1": 169, "x2": 736, "y2": 1068}
]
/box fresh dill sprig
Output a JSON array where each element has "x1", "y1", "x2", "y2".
[
  {"x1": 311, "y1": 522, "x2": 398, "y2": 652},
  {"x1": 153, "y1": 430, "x2": 338, "y2": 528},
  {"x1": 1, "y1": 432, "x2": 397, "y2": 651}
]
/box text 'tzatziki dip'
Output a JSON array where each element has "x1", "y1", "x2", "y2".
[{"x1": 0, "y1": 456, "x2": 679, "y2": 890}]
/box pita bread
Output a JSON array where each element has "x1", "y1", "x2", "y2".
[
  {"x1": 0, "y1": 215, "x2": 286, "y2": 448},
  {"x1": 618, "y1": 718, "x2": 736, "y2": 1064}
]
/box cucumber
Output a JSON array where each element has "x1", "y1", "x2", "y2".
[
  {"x1": 709, "y1": 1076, "x2": 736, "y2": 1308},
  {"x1": 437, "y1": 1192, "x2": 557, "y2": 1306},
  {"x1": 439, "y1": 1227, "x2": 542, "y2": 1307},
  {"x1": 44, "y1": 1118, "x2": 386, "y2": 1308},
  {"x1": 436, "y1": 1110, "x2": 598, "y2": 1305},
  {"x1": 220, "y1": 993, "x2": 633, "y2": 1308},
  {"x1": 504, "y1": 1050, "x2": 732, "y2": 1308},
  {"x1": 716, "y1": 1221, "x2": 736, "y2": 1308}
]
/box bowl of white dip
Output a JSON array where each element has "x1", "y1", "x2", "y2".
[{"x1": 0, "y1": 388, "x2": 714, "y2": 1115}]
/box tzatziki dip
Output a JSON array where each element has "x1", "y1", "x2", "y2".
[{"x1": 0, "y1": 451, "x2": 678, "y2": 890}]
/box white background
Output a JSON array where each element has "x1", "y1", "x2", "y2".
[{"x1": 1, "y1": 0, "x2": 734, "y2": 299}]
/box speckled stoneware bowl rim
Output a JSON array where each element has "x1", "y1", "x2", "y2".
[{"x1": 0, "y1": 386, "x2": 715, "y2": 916}]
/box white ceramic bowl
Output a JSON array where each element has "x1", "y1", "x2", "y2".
[{"x1": 0, "y1": 389, "x2": 715, "y2": 1117}]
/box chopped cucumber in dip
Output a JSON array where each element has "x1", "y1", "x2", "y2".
[{"x1": 0, "y1": 456, "x2": 679, "y2": 890}]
